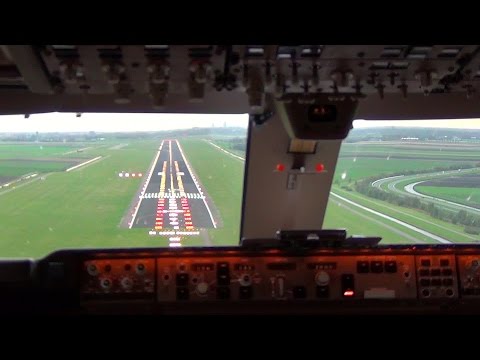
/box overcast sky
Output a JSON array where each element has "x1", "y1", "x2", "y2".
[
  {"x1": 0, "y1": 113, "x2": 249, "y2": 133},
  {"x1": 353, "y1": 119, "x2": 480, "y2": 129},
  {"x1": 0, "y1": 112, "x2": 479, "y2": 133}
]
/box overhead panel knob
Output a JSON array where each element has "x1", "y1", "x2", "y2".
[
  {"x1": 315, "y1": 271, "x2": 330, "y2": 286},
  {"x1": 196, "y1": 282, "x2": 209, "y2": 295}
]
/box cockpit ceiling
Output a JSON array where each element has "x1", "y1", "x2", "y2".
[{"x1": 0, "y1": 45, "x2": 480, "y2": 118}]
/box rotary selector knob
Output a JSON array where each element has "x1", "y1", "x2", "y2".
[
  {"x1": 87, "y1": 264, "x2": 98, "y2": 276},
  {"x1": 315, "y1": 271, "x2": 330, "y2": 286},
  {"x1": 239, "y1": 274, "x2": 252, "y2": 287},
  {"x1": 196, "y1": 282, "x2": 209, "y2": 295},
  {"x1": 121, "y1": 277, "x2": 133, "y2": 290},
  {"x1": 100, "y1": 278, "x2": 112, "y2": 290}
]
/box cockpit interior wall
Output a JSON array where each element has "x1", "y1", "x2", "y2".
[{"x1": 1, "y1": 45, "x2": 480, "y2": 315}]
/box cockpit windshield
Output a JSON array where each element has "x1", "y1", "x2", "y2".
[
  {"x1": 324, "y1": 118, "x2": 480, "y2": 245},
  {"x1": 1, "y1": 113, "x2": 480, "y2": 258},
  {"x1": 0, "y1": 113, "x2": 248, "y2": 258}
]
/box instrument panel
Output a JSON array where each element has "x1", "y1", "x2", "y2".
[{"x1": 47, "y1": 246, "x2": 480, "y2": 314}]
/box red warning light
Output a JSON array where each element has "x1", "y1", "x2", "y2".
[
  {"x1": 276, "y1": 164, "x2": 285, "y2": 172},
  {"x1": 315, "y1": 163, "x2": 325, "y2": 172},
  {"x1": 343, "y1": 290, "x2": 355, "y2": 297}
]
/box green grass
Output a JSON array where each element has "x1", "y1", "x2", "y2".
[
  {"x1": 210, "y1": 139, "x2": 246, "y2": 158},
  {"x1": 0, "y1": 144, "x2": 81, "y2": 159},
  {"x1": 180, "y1": 139, "x2": 245, "y2": 245},
  {"x1": 415, "y1": 186, "x2": 480, "y2": 207},
  {"x1": 330, "y1": 186, "x2": 479, "y2": 243},
  {"x1": 2, "y1": 136, "x2": 480, "y2": 258},
  {"x1": 0, "y1": 140, "x2": 187, "y2": 258},
  {"x1": 0, "y1": 160, "x2": 74, "y2": 177},
  {"x1": 323, "y1": 198, "x2": 433, "y2": 244},
  {"x1": 340, "y1": 143, "x2": 480, "y2": 158},
  {"x1": 333, "y1": 158, "x2": 470, "y2": 182}
]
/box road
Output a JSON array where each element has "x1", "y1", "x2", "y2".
[
  {"x1": 129, "y1": 140, "x2": 216, "y2": 246},
  {"x1": 371, "y1": 168, "x2": 480, "y2": 215}
]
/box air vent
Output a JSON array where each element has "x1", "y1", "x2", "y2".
[
  {"x1": 300, "y1": 45, "x2": 323, "y2": 57},
  {"x1": 406, "y1": 45, "x2": 433, "y2": 59},
  {"x1": 438, "y1": 47, "x2": 462, "y2": 58},
  {"x1": 145, "y1": 45, "x2": 169, "y2": 49},
  {"x1": 391, "y1": 61, "x2": 410, "y2": 70},
  {"x1": 145, "y1": 45, "x2": 169, "y2": 59},
  {"x1": 370, "y1": 61, "x2": 410, "y2": 71},
  {"x1": 381, "y1": 47, "x2": 404, "y2": 58},
  {"x1": 370, "y1": 61, "x2": 389, "y2": 70},
  {"x1": 51, "y1": 45, "x2": 76, "y2": 50},
  {"x1": 246, "y1": 46, "x2": 264, "y2": 57},
  {"x1": 52, "y1": 45, "x2": 79, "y2": 60},
  {"x1": 97, "y1": 47, "x2": 122, "y2": 60},
  {"x1": 188, "y1": 46, "x2": 213, "y2": 58},
  {"x1": 277, "y1": 46, "x2": 296, "y2": 59}
]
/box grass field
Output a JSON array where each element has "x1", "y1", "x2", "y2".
[
  {"x1": 0, "y1": 140, "x2": 173, "y2": 258},
  {"x1": 2, "y1": 135, "x2": 480, "y2": 259},
  {"x1": 0, "y1": 142, "x2": 99, "y2": 186},
  {"x1": 0, "y1": 143, "x2": 82, "y2": 158},
  {"x1": 328, "y1": 186, "x2": 479, "y2": 243},
  {"x1": 333, "y1": 158, "x2": 471, "y2": 182},
  {"x1": 180, "y1": 139, "x2": 245, "y2": 245},
  {"x1": 323, "y1": 198, "x2": 438, "y2": 243},
  {"x1": 209, "y1": 137, "x2": 480, "y2": 243},
  {"x1": 208, "y1": 139, "x2": 246, "y2": 158},
  {"x1": 335, "y1": 142, "x2": 480, "y2": 181},
  {"x1": 415, "y1": 186, "x2": 480, "y2": 208},
  {"x1": 0, "y1": 160, "x2": 76, "y2": 178},
  {"x1": 0, "y1": 138, "x2": 244, "y2": 258}
]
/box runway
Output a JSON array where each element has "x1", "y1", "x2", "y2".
[{"x1": 129, "y1": 140, "x2": 216, "y2": 239}]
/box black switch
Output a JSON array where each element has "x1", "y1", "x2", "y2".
[
  {"x1": 316, "y1": 286, "x2": 329, "y2": 298},
  {"x1": 442, "y1": 268, "x2": 453, "y2": 276},
  {"x1": 176, "y1": 287, "x2": 189, "y2": 300},
  {"x1": 341, "y1": 274, "x2": 355, "y2": 297},
  {"x1": 420, "y1": 278, "x2": 430, "y2": 287},
  {"x1": 431, "y1": 279, "x2": 442, "y2": 286},
  {"x1": 421, "y1": 259, "x2": 431, "y2": 267},
  {"x1": 443, "y1": 278, "x2": 453, "y2": 286},
  {"x1": 217, "y1": 262, "x2": 230, "y2": 286},
  {"x1": 217, "y1": 262, "x2": 229, "y2": 274},
  {"x1": 370, "y1": 261, "x2": 383, "y2": 273},
  {"x1": 385, "y1": 261, "x2": 397, "y2": 273},
  {"x1": 217, "y1": 286, "x2": 230, "y2": 300},
  {"x1": 217, "y1": 274, "x2": 230, "y2": 286},
  {"x1": 430, "y1": 269, "x2": 441, "y2": 276},
  {"x1": 239, "y1": 286, "x2": 253, "y2": 300},
  {"x1": 357, "y1": 261, "x2": 369, "y2": 273},
  {"x1": 440, "y1": 259, "x2": 450, "y2": 267},
  {"x1": 293, "y1": 286, "x2": 307, "y2": 299},
  {"x1": 176, "y1": 273, "x2": 189, "y2": 286},
  {"x1": 419, "y1": 269, "x2": 430, "y2": 277}
]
